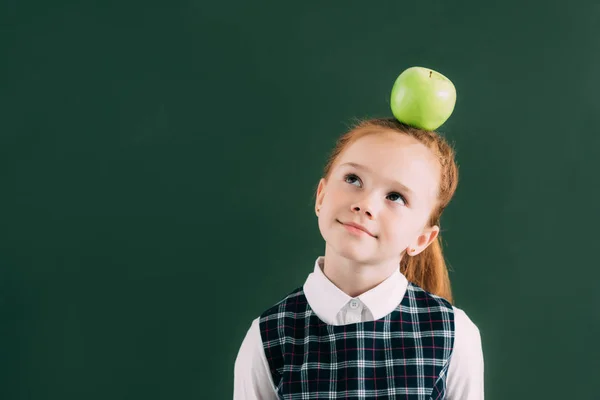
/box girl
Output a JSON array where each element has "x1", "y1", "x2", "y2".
[{"x1": 234, "y1": 118, "x2": 484, "y2": 399}]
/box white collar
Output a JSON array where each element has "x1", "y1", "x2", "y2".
[{"x1": 302, "y1": 256, "x2": 409, "y2": 324}]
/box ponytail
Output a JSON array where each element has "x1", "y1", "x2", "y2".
[{"x1": 401, "y1": 234, "x2": 453, "y2": 304}]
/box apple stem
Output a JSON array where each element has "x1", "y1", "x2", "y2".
[{"x1": 429, "y1": 71, "x2": 432, "y2": 78}]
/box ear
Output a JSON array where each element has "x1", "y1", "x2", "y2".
[
  {"x1": 315, "y1": 178, "x2": 326, "y2": 215},
  {"x1": 409, "y1": 225, "x2": 440, "y2": 255}
]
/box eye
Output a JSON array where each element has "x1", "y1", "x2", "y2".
[
  {"x1": 344, "y1": 173, "x2": 361, "y2": 188},
  {"x1": 343, "y1": 173, "x2": 408, "y2": 206}
]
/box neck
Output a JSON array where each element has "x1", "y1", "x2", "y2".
[{"x1": 321, "y1": 247, "x2": 402, "y2": 297}]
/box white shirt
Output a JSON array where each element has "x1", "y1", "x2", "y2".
[{"x1": 234, "y1": 256, "x2": 484, "y2": 399}]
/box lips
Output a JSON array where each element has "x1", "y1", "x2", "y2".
[{"x1": 339, "y1": 220, "x2": 375, "y2": 237}]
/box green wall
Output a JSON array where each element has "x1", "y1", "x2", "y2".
[{"x1": 2, "y1": 1, "x2": 599, "y2": 399}]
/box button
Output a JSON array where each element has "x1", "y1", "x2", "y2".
[{"x1": 349, "y1": 299, "x2": 359, "y2": 309}]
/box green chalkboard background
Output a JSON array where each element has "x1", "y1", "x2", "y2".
[{"x1": 2, "y1": 1, "x2": 599, "y2": 399}]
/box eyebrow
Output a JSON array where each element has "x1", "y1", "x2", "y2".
[{"x1": 338, "y1": 162, "x2": 416, "y2": 198}]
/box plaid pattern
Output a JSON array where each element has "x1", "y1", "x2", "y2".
[{"x1": 258, "y1": 282, "x2": 455, "y2": 400}]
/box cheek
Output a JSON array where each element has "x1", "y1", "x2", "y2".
[
  {"x1": 318, "y1": 206, "x2": 341, "y2": 232},
  {"x1": 323, "y1": 188, "x2": 346, "y2": 211},
  {"x1": 332, "y1": 185, "x2": 357, "y2": 206},
  {"x1": 383, "y1": 217, "x2": 410, "y2": 240},
  {"x1": 317, "y1": 213, "x2": 334, "y2": 241}
]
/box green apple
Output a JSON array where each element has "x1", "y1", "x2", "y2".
[{"x1": 390, "y1": 66, "x2": 456, "y2": 131}]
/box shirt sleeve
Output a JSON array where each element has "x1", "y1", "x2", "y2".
[
  {"x1": 233, "y1": 317, "x2": 279, "y2": 400},
  {"x1": 445, "y1": 306, "x2": 485, "y2": 400}
]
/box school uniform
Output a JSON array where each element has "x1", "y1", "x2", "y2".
[{"x1": 234, "y1": 256, "x2": 484, "y2": 399}]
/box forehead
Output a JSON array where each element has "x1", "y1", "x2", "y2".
[{"x1": 336, "y1": 132, "x2": 440, "y2": 201}]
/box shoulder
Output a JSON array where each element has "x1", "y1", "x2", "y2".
[
  {"x1": 259, "y1": 286, "x2": 304, "y2": 320},
  {"x1": 451, "y1": 305, "x2": 482, "y2": 341},
  {"x1": 449, "y1": 305, "x2": 484, "y2": 363},
  {"x1": 234, "y1": 317, "x2": 267, "y2": 373},
  {"x1": 406, "y1": 282, "x2": 454, "y2": 312},
  {"x1": 236, "y1": 317, "x2": 263, "y2": 358}
]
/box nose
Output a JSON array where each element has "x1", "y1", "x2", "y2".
[
  {"x1": 352, "y1": 204, "x2": 373, "y2": 218},
  {"x1": 351, "y1": 194, "x2": 378, "y2": 217}
]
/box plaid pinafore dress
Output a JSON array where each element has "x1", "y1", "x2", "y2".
[{"x1": 258, "y1": 282, "x2": 455, "y2": 399}]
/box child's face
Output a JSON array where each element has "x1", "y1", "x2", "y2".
[{"x1": 315, "y1": 130, "x2": 441, "y2": 265}]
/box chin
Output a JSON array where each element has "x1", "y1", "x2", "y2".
[{"x1": 332, "y1": 237, "x2": 374, "y2": 258}]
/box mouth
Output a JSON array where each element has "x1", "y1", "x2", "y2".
[{"x1": 337, "y1": 220, "x2": 376, "y2": 238}]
